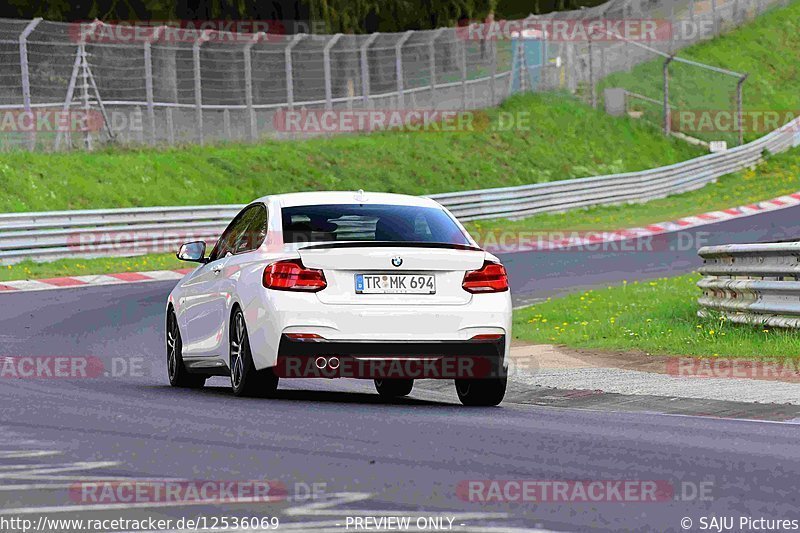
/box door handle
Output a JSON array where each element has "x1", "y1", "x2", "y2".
[{"x1": 213, "y1": 266, "x2": 222, "y2": 275}]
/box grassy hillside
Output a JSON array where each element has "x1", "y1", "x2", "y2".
[
  {"x1": 0, "y1": 92, "x2": 701, "y2": 213},
  {"x1": 600, "y1": 1, "x2": 800, "y2": 144},
  {"x1": 466, "y1": 148, "x2": 800, "y2": 235}
]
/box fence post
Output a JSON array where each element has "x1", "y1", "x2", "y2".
[
  {"x1": 663, "y1": 55, "x2": 674, "y2": 135},
  {"x1": 143, "y1": 26, "x2": 165, "y2": 146},
  {"x1": 737, "y1": 74, "x2": 748, "y2": 146},
  {"x1": 223, "y1": 108, "x2": 231, "y2": 138},
  {"x1": 667, "y1": 1, "x2": 675, "y2": 53},
  {"x1": 460, "y1": 31, "x2": 468, "y2": 110},
  {"x1": 323, "y1": 33, "x2": 343, "y2": 110},
  {"x1": 166, "y1": 107, "x2": 174, "y2": 145},
  {"x1": 395, "y1": 31, "x2": 414, "y2": 109},
  {"x1": 79, "y1": 43, "x2": 92, "y2": 150},
  {"x1": 285, "y1": 34, "x2": 306, "y2": 111},
  {"x1": 360, "y1": 33, "x2": 380, "y2": 107},
  {"x1": 143, "y1": 41, "x2": 155, "y2": 145},
  {"x1": 429, "y1": 28, "x2": 446, "y2": 106},
  {"x1": 244, "y1": 32, "x2": 265, "y2": 141},
  {"x1": 711, "y1": 0, "x2": 718, "y2": 34},
  {"x1": 55, "y1": 46, "x2": 83, "y2": 151},
  {"x1": 588, "y1": 34, "x2": 596, "y2": 108},
  {"x1": 193, "y1": 30, "x2": 212, "y2": 145},
  {"x1": 18, "y1": 18, "x2": 42, "y2": 151},
  {"x1": 489, "y1": 26, "x2": 497, "y2": 105}
]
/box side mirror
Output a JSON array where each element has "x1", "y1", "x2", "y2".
[{"x1": 177, "y1": 241, "x2": 208, "y2": 263}]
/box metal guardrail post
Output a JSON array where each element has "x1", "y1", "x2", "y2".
[
  {"x1": 244, "y1": 32, "x2": 266, "y2": 141},
  {"x1": 395, "y1": 31, "x2": 414, "y2": 109},
  {"x1": 193, "y1": 30, "x2": 213, "y2": 145},
  {"x1": 18, "y1": 17, "x2": 42, "y2": 151},
  {"x1": 323, "y1": 33, "x2": 343, "y2": 110},
  {"x1": 285, "y1": 34, "x2": 306, "y2": 112},
  {"x1": 360, "y1": 33, "x2": 380, "y2": 107}
]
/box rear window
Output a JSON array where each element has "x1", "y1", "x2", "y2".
[{"x1": 281, "y1": 204, "x2": 470, "y2": 246}]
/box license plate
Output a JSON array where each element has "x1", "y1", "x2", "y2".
[{"x1": 355, "y1": 274, "x2": 436, "y2": 294}]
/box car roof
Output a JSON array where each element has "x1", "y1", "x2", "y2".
[{"x1": 251, "y1": 191, "x2": 442, "y2": 209}]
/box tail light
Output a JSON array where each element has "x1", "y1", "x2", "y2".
[
  {"x1": 285, "y1": 333, "x2": 324, "y2": 341},
  {"x1": 263, "y1": 259, "x2": 326, "y2": 292},
  {"x1": 462, "y1": 261, "x2": 509, "y2": 293},
  {"x1": 470, "y1": 334, "x2": 504, "y2": 341}
]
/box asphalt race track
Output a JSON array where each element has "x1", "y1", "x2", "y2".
[{"x1": 1, "y1": 207, "x2": 800, "y2": 532}]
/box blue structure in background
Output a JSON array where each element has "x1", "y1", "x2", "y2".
[{"x1": 510, "y1": 30, "x2": 547, "y2": 93}]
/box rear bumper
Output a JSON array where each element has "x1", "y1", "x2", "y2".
[
  {"x1": 241, "y1": 290, "x2": 512, "y2": 371},
  {"x1": 275, "y1": 335, "x2": 506, "y2": 379}
]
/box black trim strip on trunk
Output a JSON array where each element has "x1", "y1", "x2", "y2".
[{"x1": 299, "y1": 241, "x2": 482, "y2": 252}]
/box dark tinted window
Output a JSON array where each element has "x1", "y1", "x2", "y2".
[
  {"x1": 281, "y1": 204, "x2": 470, "y2": 245},
  {"x1": 210, "y1": 204, "x2": 267, "y2": 261}
]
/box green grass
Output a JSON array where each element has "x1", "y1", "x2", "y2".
[
  {"x1": 465, "y1": 147, "x2": 800, "y2": 235},
  {"x1": 512, "y1": 273, "x2": 800, "y2": 358},
  {"x1": 5, "y1": 146, "x2": 799, "y2": 283},
  {"x1": 0, "y1": 254, "x2": 184, "y2": 282},
  {"x1": 599, "y1": 1, "x2": 800, "y2": 144},
  {"x1": 0, "y1": 92, "x2": 701, "y2": 213}
]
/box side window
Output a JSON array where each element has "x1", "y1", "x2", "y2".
[
  {"x1": 209, "y1": 205, "x2": 265, "y2": 262},
  {"x1": 232, "y1": 204, "x2": 268, "y2": 254}
]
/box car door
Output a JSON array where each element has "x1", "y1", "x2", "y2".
[{"x1": 180, "y1": 206, "x2": 255, "y2": 358}]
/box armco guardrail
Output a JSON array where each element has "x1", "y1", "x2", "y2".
[
  {"x1": 0, "y1": 205, "x2": 242, "y2": 263},
  {"x1": 430, "y1": 116, "x2": 800, "y2": 221},
  {"x1": 698, "y1": 242, "x2": 800, "y2": 329},
  {"x1": 2, "y1": 116, "x2": 800, "y2": 264}
]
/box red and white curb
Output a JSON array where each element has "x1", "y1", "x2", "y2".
[
  {"x1": 0, "y1": 269, "x2": 193, "y2": 293},
  {"x1": 483, "y1": 192, "x2": 800, "y2": 254},
  {"x1": 2, "y1": 192, "x2": 800, "y2": 293}
]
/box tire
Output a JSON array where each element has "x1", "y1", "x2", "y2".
[
  {"x1": 455, "y1": 374, "x2": 506, "y2": 406},
  {"x1": 230, "y1": 307, "x2": 279, "y2": 398},
  {"x1": 166, "y1": 309, "x2": 206, "y2": 389},
  {"x1": 374, "y1": 378, "x2": 414, "y2": 398}
]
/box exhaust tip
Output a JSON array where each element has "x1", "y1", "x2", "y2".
[
  {"x1": 314, "y1": 356, "x2": 327, "y2": 369},
  {"x1": 328, "y1": 356, "x2": 340, "y2": 370}
]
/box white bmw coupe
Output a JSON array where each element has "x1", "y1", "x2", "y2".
[{"x1": 166, "y1": 191, "x2": 511, "y2": 406}]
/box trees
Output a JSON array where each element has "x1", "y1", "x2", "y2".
[{"x1": 1, "y1": 0, "x2": 609, "y2": 29}]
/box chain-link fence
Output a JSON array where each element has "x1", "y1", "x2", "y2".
[
  {"x1": 592, "y1": 0, "x2": 792, "y2": 146},
  {"x1": 0, "y1": 0, "x2": 791, "y2": 151}
]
